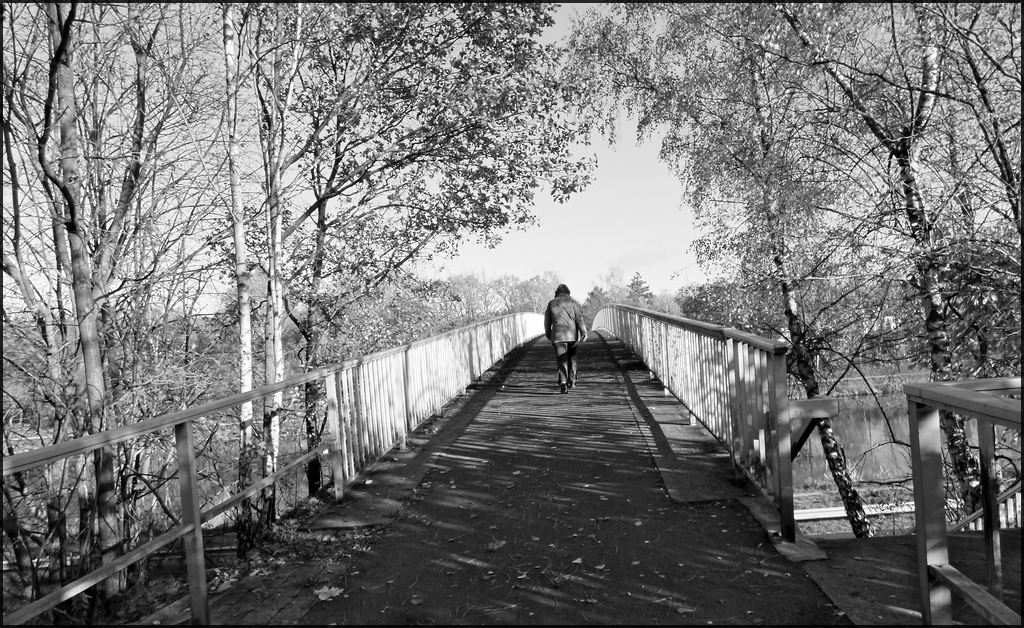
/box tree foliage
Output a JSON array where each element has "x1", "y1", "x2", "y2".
[
  {"x1": 2, "y1": 2, "x2": 591, "y2": 615},
  {"x1": 562, "y1": 2, "x2": 1021, "y2": 533}
]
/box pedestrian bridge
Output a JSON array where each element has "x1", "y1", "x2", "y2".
[{"x1": 3, "y1": 307, "x2": 1020, "y2": 625}]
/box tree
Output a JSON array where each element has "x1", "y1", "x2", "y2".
[
  {"x1": 772, "y1": 1, "x2": 1020, "y2": 514},
  {"x1": 582, "y1": 286, "x2": 610, "y2": 327},
  {"x1": 564, "y1": 3, "x2": 878, "y2": 535},
  {"x1": 220, "y1": 3, "x2": 592, "y2": 518},
  {"x1": 565, "y1": 3, "x2": 1020, "y2": 527},
  {"x1": 626, "y1": 272, "x2": 654, "y2": 307},
  {"x1": 4, "y1": 2, "x2": 232, "y2": 598},
  {"x1": 221, "y1": 1, "x2": 258, "y2": 555}
]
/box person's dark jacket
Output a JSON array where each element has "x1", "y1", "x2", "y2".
[{"x1": 544, "y1": 284, "x2": 588, "y2": 344}]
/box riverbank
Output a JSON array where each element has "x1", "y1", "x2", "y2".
[{"x1": 825, "y1": 370, "x2": 930, "y2": 397}]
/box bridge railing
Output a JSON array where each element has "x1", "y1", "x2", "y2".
[
  {"x1": 593, "y1": 305, "x2": 800, "y2": 541},
  {"x1": 905, "y1": 377, "x2": 1021, "y2": 625},
  {"x1": 2, "y1": 312, "x2": 544, "y2": 625}
]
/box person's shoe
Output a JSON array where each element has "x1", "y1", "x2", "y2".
[
  {"x1": 560, "y1": 383, "x2": 568, "y2": 394},
  {"x1": 567, "y1": 382, "x2": 575, "y2": 390}
]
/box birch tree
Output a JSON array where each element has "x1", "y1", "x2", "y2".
[{"x1": 772, "y1": 1, "x2": 1019, "y2": 514}]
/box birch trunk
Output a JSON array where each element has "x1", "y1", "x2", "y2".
[
  {"x1": 222, "y1": 2, "x2": 258, "y2": 556},
  {"x1": 775, "y1": 253, "x2": 875, "y2": 538},
  {"x1": 748, "y1": 46, "x2": 875, "y2": 538}
]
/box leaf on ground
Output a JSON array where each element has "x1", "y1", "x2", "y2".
[
  {"x1": 485, "y1": 540, "x2": 506, "y2": 551},
  {"x1": 313, "y1": 585, "x2": 344, "y2": 601},
  {"x1": 572, "y1": 558, "x2": 582, "y2": 564}
]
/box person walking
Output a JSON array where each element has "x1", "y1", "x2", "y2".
[{"x1": 543, "y1": 283, "x2": 588, "y2": 394}]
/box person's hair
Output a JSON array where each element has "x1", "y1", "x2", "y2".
[{"x1": 554, "y1": 283, "x2": 570, "y2": 296}]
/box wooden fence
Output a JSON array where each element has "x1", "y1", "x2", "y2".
[
  {"x1": 905, "y1": 377, "x2": 1021, "y2": 625},
  {"x1": 593, "y1": 305, "x2": 838, "y2": 543},
  {"x1": 2, "y1": 312, "x2": 543, "y2": 625}
]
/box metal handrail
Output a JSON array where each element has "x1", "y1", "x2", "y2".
[
  {"x1": 3, "y1": 312, "x2": 544, "y2": 625},
  {"x1": 905, "y1": 377, "x2": 1021, "y2": 625}
]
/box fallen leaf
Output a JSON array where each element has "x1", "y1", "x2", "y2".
[
  {"x1": 314, "y1": 586, "x2": 344, "y2": 601},
  {"x1": 410, "y1": 598, "x2": 423, "y2": 606},
  {"x1": 572, "y1": 558, "x2": 583, "y2": 564}
]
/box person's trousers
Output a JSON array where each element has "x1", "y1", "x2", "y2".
[{"x1": 553, "y1": 341, "x2": 578, "y2": 385}]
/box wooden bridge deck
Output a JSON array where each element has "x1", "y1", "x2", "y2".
[{"x1": 161, "y1": 331, "x2": 1020, "y2": 625}]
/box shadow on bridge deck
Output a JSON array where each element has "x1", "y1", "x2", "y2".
[{"x1": 170, "y1": 331, "x2": 1019, "y2": 625}]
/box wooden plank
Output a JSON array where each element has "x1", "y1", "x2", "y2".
[
  {"x1": 905, "y1": 383, "x2": 1021, "y2": 428},
  {"x1": 908, "y1": 400, "x2": 952, "y2": 624},
  {"x1": 794, "y1": 503, "x2": 916, "y2": 521},
  {"x1": 929, "y1": 564, "x2": 1021, "y2": 625},
  {"x1": 770, "y1": 351, "x2": 795, "y2": 543},
  {"x1": 175, "y1": 422, "x2": 209, "y2": 625},
  {"x1": 325, "y1": 372, "x2": 345, "y2": 502},
  {"x1": 932, "y1": 377, "x2": 1020, "y2": 393},
  {"x1": 978, "y1": 423, "x2": 1003, "y2": 600}
]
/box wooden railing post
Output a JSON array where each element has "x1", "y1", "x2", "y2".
[
  {"x1": 978, "y1": 422, "x2": 1003, "y2": 600},
  {"x1": 174, "y1": 420, "x2": 209, "y2": 625},
  {"x1": 660, "y1": 322, "x2": 669, "y2": 395},
  {"x1": 908, "y1": 400, "x2": 952, "y2": 625},
  {"x1": 727, "y1": 337, "x2": 740, "y2": 475},
  {"x1": 769, "y1": 347, "x2": 794, "y2": 543},
  {"x1": 325, "y1": 372, "x2": 345, "y2": 502},
  {"x1": 401, "y1": 349, "x2": 412, "y2": 450}
]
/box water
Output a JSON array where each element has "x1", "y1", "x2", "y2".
[
  {"x1": 792, "y1": 393, "x2": 910, "y2": 488},
  {"x1": 791, "y1": 393, "x2": 1019, "y2": 490}
]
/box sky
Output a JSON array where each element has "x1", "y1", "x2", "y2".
[{"x1": 419, "y1": 4, "x2": 705, "y2": 297}]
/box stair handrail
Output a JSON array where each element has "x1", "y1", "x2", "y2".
[
  {"x1": 905, "y1": 376, "x2": 1021, "y2": 625},
  {"x1": 948, "y1": 480, "x2": 1022, "y2": 533}
]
